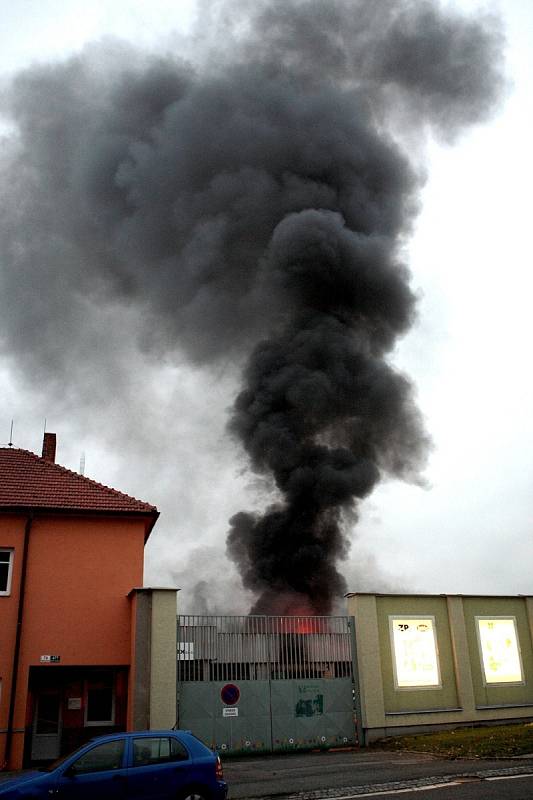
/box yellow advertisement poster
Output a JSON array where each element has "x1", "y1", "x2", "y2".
[
  {"x1": 390, "y1": 617, "x2": 441, "y2": 688},
  {"x1": 477, "y1": 618, "x2": 523, "y2": 684}
]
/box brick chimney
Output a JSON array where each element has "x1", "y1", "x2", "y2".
[{"x1": 42, "y1": 432, "x2": 56, "y2": 463}]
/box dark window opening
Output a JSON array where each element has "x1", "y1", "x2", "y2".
[{"x1": 85, "y1": 674, "x2": 114, "y2": 725}]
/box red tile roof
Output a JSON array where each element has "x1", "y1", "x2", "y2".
[{"x1": 0, "y1": 447, "x2": 158, "y2": 515}]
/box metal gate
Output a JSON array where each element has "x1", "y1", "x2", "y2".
[{"x1": 177, "y1": 615, "x2": 362, "y2": 755}]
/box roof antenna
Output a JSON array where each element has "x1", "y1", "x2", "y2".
[{"x1": 8, "y1": 419, "x2": 14, "y2": 447}]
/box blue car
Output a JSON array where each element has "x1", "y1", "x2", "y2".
[{"x1": 0, "y1": 729, "x2": 227, "y2": 800}]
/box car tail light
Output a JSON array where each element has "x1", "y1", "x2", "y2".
[{"x1": 215, "y1": 755, "x2": 224, "y2": 780}]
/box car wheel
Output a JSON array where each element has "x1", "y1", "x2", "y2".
[{"x1": 179, "y1": 789, "x2": 210, "y2": 800}]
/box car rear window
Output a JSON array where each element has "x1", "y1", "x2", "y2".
[{"x1": 133, "y1": 736, "x2": 189, "y2": 766}]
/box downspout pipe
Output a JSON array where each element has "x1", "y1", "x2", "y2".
[{"x1": 3, "y1": 510, "x2": 33, "y2": 770}]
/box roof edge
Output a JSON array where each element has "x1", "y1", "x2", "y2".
[{"x1": 0, "y1": 505, "x2": 158, "y2": 518}]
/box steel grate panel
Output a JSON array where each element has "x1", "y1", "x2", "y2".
[{"x1": 177, "y1": 615, "x2": 353, "y2": 682}]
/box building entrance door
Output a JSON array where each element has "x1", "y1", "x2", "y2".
[{"x1": 31, "y1": 688, "x2": 62, "y2": 761}]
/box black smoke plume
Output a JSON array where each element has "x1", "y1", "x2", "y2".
[{"x1": 0, "y1": 1, "x2": 505, "y2": 613}]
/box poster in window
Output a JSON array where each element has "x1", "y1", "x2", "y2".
[
  {"x1": 477, "y1": 617, "x2": 523, "y2": 684},
  {"x1": 390, "y1": 616, "x2": 441, "y2": 688}
]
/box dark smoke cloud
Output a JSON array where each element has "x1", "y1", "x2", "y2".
[
  {"x1": 226, "y1": 214, "x2": 428, "y2": 613},
  {"x1": 0, "y1": 1, "x2": 505, "y2": 613},
  {"x1": 200, "y1": 0, "x2": 505, "y2": 139}
]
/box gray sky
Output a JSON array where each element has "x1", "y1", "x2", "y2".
[{"x1": 1, "y1": 0, "x2": 532, "y2": 612}]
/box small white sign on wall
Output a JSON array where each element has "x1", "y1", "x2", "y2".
[
  {"x1": 222, "y1": 707, "x2": 238, "y2": 717},
  {"x1": 177, "y1": 642, "x2": 194, "y2": 660},
  {"x1": 67, "y1": 697, "x2": 82, "y2": 710}
]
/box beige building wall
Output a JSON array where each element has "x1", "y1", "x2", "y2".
[
  {"x1": 150, "y1": 590, "x2": 178, "y2": 729},
  {"x1": 130, "y1": 587, "x2": 178, "y2": 731},
  {"x1": 347, "y1": 593, "x2": 533, "y2": 742}
]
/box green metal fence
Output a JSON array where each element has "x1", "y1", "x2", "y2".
[{"x1": 177, "y1": 615, "x2": 361, "y2": 754}]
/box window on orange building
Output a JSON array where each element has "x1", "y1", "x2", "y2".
[
  {"x1": 0, "y1": 549, "x2": 14, "y2": 595},
  {"x1": 84, "y1": 673, "x2": 115, "y2": 726}
]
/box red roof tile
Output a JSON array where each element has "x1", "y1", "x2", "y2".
[{"x1": 0, "y1": 447, "x2": 158, "y2": 515}]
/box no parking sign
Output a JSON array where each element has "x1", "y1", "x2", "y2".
[{"x1": 220, "y1": 683, "x2": 240, "y2": 705}]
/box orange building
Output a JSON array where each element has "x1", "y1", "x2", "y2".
[{"x1": 0, "y1": 433, "x2": 159, "y2": 770}]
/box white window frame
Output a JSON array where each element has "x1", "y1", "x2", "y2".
[
  {"x1": 475, "y1": 616, "x2": 525, "y2": 687},
  {"x1": 84, "y1": 675, "x2": 116, "y2": 727},
  {"x1": 389, "y1": 614, "x2": 442, "y2": 691},
  {"x1": 0, "y1": 548, "x2": 14, "y2": 596}
]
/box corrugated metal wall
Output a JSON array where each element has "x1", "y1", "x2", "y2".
[{"x1": 177, "y1": 615, "x2": 360, "y2": 754}]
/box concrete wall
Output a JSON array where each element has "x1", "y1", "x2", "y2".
[
  {"x1": 347, "y1": 594, "x2": 533, "y2": 742},
  {"x1": 130, "y1": 588, "x2": 178, "y2": 731}
]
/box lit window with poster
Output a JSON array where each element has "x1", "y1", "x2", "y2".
[
  {"x1": 0, "y1": 549, "x2": 14, "y2": 595},
  {"x1": 390, "y1": 616, "x2": 441, "y2": 689},
  {"x1": 476, "y1": 617, "x2": 524, "y2": 685},
  {"x1": 84, "y1": 673, "x2": 115, "y2": 726}
]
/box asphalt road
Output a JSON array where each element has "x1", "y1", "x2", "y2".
[
  {"x1": 2, "y1": 748, "x2": 532, "y2": 798},
  {"x1": 365, "y1": 774, "x2": 533, "y2": 799},
  {"x1": 223, "y1": 749, "x2": 533, "y2": 799}
]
